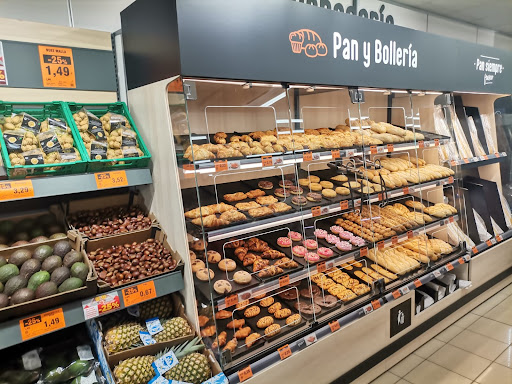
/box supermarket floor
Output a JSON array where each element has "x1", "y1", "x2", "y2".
[{"x1": 369, "y1": 283, "x2": 512, "y2": 384}]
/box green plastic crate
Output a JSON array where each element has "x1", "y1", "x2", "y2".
[
  {"x1": 0, "y1": 101, "x2": 88, "y2": 179},
  {"x1": 63, "y1": 102, "x2": 151, "y2": 172}
]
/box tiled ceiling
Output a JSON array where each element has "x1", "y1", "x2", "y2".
[{"x1": 386, "y1": 0, "x2": 512, "y2": 36}]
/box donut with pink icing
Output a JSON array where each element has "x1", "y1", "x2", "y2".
[
  {"x1": 330, "y1": 225, "x2": 343, "y2": 234},
  {"x1": 317, "y1": 247, "x2": 334, "y2": 258},
  {"x1": 292, "y1": 245, "x2": 307, "y2": 258},
  {"x1": 277, "y1": 237, "x2": 292, "y2": 248},
  {"x1": 314, "y1": 229, "x2": 328, "y2": 239},
  {"x1": 325, "y1": 234, "x2": 339, "y2": 245},
  {"x1": 339, "y1": 231, "x2": 353, "y2": 240},
  {"x1": 288, "y1": 231, "x2": 303, "y2": 242},
  {"x1": 305, "y1": 252, "x2": 320, "y2": 262},
  {"x1": 350, "y1": 236, "x2": 365, "y2": 246},
  {"x1": 335, "y1": 241, "x2": 352, "y2": 252},
  {"x1": 303, "y1": 239, "x2": 318, "y2": 250}
]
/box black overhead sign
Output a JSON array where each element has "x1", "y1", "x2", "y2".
[{"x1": 121, "y1": 0, "x2": 512, "y2": 94}]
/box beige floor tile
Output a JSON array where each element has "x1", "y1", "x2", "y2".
[
  {"x1": 472, "y1": 293, "x2": 509, "y2": 316},
  {"x1": 395, "y1": 381, "x2": 412, "y2": 384},
  {"x1": 495, "y1": 346, "x2": 512, "y2": 368},
  {"x1": 475, "y1": 362, "x2": 512, "y2": 384},
  {"x1": 435, "y1": 324, "x2": 464, "y2": 342},
  {"x1": 370, "y1": 371, "x2": 400, "y2": 384},
  {"x1": 414, "y1": 338, "x2": 445, "y2": 358},
  {"x1": 454, "y1": 313, "x2": 481, "y2": 329},
  {"x1": 501, "y1": 284, "x2": 512, "y2": 296},
  {"x1": 427, "y1": 344, "x2": 492, "y2": 380},
  {"x1": 449, "y1": 329, "x2": 509, "y2": 360},
  {"x1": 484, "y1": 302, "x2": 512, "y2": 327},
  {"x1": 389, "y1": 354, "x2": 424, "y2": 377},
  {"x1": 468, "y1": 317, "x2": 512, "y2": 344},
  {"x1": 404, "y1": 360, "x2": 471, "y2": 384}
]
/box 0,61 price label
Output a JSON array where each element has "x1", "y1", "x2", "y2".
[
  {"x1": 0, "y1": 180, "x2": 34, "y2": 201},
  {"x1": 122, "y1": 280, "x2": 156, "y2": 307},
  {"x1": 20, "y1": 308, "x2": 65, "y2": 341},
  {"x1": 38, "y1": 45, "x2": 76, "y2": 88},
  {"x1": 95, "y1": 171, "x2": 128, "y2": 189}
]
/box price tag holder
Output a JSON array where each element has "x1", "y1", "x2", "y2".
[
  {"x1": 483, "y1": 154, "x2": 489, "y2": 160},
  {"x1": 463, "y1": 254, "x2": 471, "y2": 262},
  {"x1": 122, "y1": 280, "x2": 157, "y2": 307},
  {"x1": 329, "y1": 320, "x2": 340, "y2": 332},
  {"x1": 407, "y1": 230, "x2": 413, "y2": 239},
  {"x1": 377, "y1": 241, "x2": 385, "y2": 250},
  {"x1": 238, "y1": 366, "x2": 253, "y2": 382},
  {"x1": 346, "y1": 149, "x2": 355, "y2": 157},
  {"x1": 450, "y1": 160, "x2": 457, "y2": 167},
  {"x1": 370, "y1": 145, "x2": 377, "y2": 155},
  {"x1": 331, "y1": 150, "x2": 340, "y2": 159},
  {"x1": 472, "y1": 246, "x2": 478, "y2": 254},
  {"x1": 463, "y1": 158, "x2": 469, "y2": 164},
  {"x1": 20, "y1": 309, "x2": 65, "y2": 341},
  {"x1": 458, "y1": 257, "x2": 465, "y2": 265},
  {"x1": 363, "y1": 303, "x2": 373, "y2": 315},
  {"x1": 38, "y1": 45, "x2": 76, "y2": 88},
  {"x1": 303, "y1": 152, "x2": 313, "y2": 162},
  {"x1": 402, "y1": 187, "x2": 409, "y2": 195},
  {"x1": 495, "y1": 152, "x2": 500, "y2": 158},
  {"x1": 387, "y1": 144, "x2": 394, "y2": 153},
  {"x1": 279, "y1": 275, "x2": 290, "y2": 287},
  {"x1": 360, "y1": 247, "x2": 368, "y2": 257},
  {"x1": 311, "y1": 206, "x2": 321, "y2": 217},
  {"x1": 278, "y1": 344, "x2": 292, "y2": 360},
  {"x1": 95, "y1": 171, "x2": 128, "y2": 190},
  {"x1": 371, "y1": 300, "x2": 381, "y2": 310},
  {"x1": 446, "y1": 264, "x2": 454, "y2": 271},
  {"x1": 391, "y1": 236, "x2": 398, "y2": 245},
  {"x1": 434, "y1": 139, "x2": 440, "y2": 146},
  {"x1": 214, "y1": 160, "x2": 228, "y2": 172},
  {"x1": 448, "y1": 176, "x2": 454, "y2": 184},
  {"x1": 317, "y1": 262, "x2": 326, "y2": 273},
  {"x1": 224, "y1": 294, "x2": 239, "y2": 308},
  {"x1": 340, "y1": 200, "x2": 349, "y2": 210},
  {"x1": 486, "y1": 239, "x2": 493, "y2": 247},
  {"x1": 399, "y1": 286, "x2": 410, "y2": 295},
  {"x1": 378, "y1": 193, "x2": 383, "y2": 201},
  {"x1": 392, "y1": 290, "x2": 401, "y2": 299},
  {"x1": 261, "y1": 156, "x2": 272, "y2": 167},
  {"x1": 0, "y1": 180, "x2": 34, "y2": 201},
  {"x1": 433, "y1": 270, "x2": 442, "y2": 278},
  {"x1": 414, "y1": 279, "x2": 422, "y2": 288},
  {"x1": 496, "y1": 235, "x2": 502, "y2": 242},
  {"x1": 449, "y1": 216, "x2": 455, "y2": 223},
  {"x1": 418, "y1": 141, "x2": 425, "y2": 148}
]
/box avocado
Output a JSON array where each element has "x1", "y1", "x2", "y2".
[
  {"x1": 0, "y1": 282, "x2": 3, "y2": 293},
  {"x1": 4, "y1": 275, "x2": 27, "y2": 296},
  {"x1": 0, "y1": 220, "x2": 14, "y2": 236},
  {"x1": 10, "y1": 288, "x2": 35, "y2": 305},
  {"x1": 0, "y1": 264, "x2": 19, "y2": 283},
  {"x1": 32, "y1": 245, "x2": 53, "y2": 262},
  {"x1": 63, "y1": 250, "x2": 82, "y2": 268},
  {"x1": 58, "y1": 277, "x2": 83, "y2": 292},
  {"x1": 38, "y1": 213, "x2": 57, "y2": 227},
  {"x1": 0, "y1": 293, "x2": 8, "y2": 308},
  {"x1": 9, "y1": 249, "x2": 32, "y2": 267},
  {"x1": 70, "y1": 262, "x2": 88, "y2": 281},
  {"x1": 53, "y1": 240, "x2": 72, "y2": 257},
  {"x1": 11, "y1": 240, "x2": 29, "y2": 247},
  {"x1": 29, "y1": 236, "x2": 49, "y2": 243},
  {"x1": 30, "y1": 227, "x2": 45, "y2": 239},
  {"x1": 28, "y1": 270, "x2": 50, "y2": 290},
  {"x1": 15, "y1": 218, "x2": 34, "y2": 233},
  {"x1": 35, "y1": 281, "x2": 58, "y2": 299},
  {"x1": 13, "y1": 232, "x2": 29, "y2": 242},
  {"x1": 41, "y1": 256, "x2": 62, "y2": 274},
  {"x1": 51, "y1": 266, "x2": 70, "y2": 286},
  {"x1": 49, "y1": 233, "x2": 66, "y2": 240},
  {"x1": 0, "y1": 256, "x2": 6, "y2": 268},
  {"x1": 20, "y1": 259, "x2": 41, "y2": 279}
]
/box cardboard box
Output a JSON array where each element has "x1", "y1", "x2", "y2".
[
  {"x1": 0, "y1": 234, "x2": 97, "y2": 321},
  {"x1": 80, "y1": 226, "x2": 183, "y2": 292}
]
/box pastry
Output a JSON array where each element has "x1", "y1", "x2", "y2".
[
  {"x1": 265, "y1": 324, "x2": 281, "y2": 338},
  {"x1": 207, "y1": 250, "x2": 221, "y2": 263},
  {"x1": 300, "y1": 286, "x2": 320, "y2": 298},
  {"x1": 314, "y1": 294, "x2": 338, "y2": 308},
  {"x1": 330, "y1": 225, "x2": 343, "y2": 234},
  {"x1": 279, "y1": 179, "x2": 295, "y2": 188},
  {"x1": 292, "y1": 245, "x2": 307, "y2": 257},
  {"x1": 235, "y1": 326, "x2": 252, "y2": 339},
  {"x1": 322, "y1": 189, "x2": 336, "y2": 198},
  {"x1": 218, "y1": 258, "x2": 237, "y2": 272},
  {"x1": 309, "y1": 183, "x2": 323, "y2": 191},
  {"x1": 235, "y1": 201, "x2": 261, "y2": 210},
  {"x1": 190, "y1": 239, "x2": 207, "y2": 251},
  {"x1": 291, "y1": 196, "x2": 308, "y2": 206},
  {"x1": 279, "y1": 289, "x2": 299, "y2": 300},
  {"x1": 261, "y1": 249, "x2": 285, "y2": 259},
  {"x1": 223, "y1": 337, "x2": 238, "y2": 353},
  {"x1": 288, "y1": 231, "x2": 302, "y2": 241},
  {"x1": 339, "y1": 231, "x2": 353, "y2": 240},
  {"x1": 189, "y1": 250, "x2": 196, "y2": 260},
  {"x1": 248, "y1": 206, "x2": 274, "y2": 218},
  {"x1": 192, "y1": 215, "x2": 229, "y2": 228},
  {"x1": 314, "y1": 229, "x2": 328, "y2": 239},
  {"x1": 343, "y1": 181, "x2": 361, "y2": 188},
  {"x1": 277, "y1": 237, "x2": 292, "y2": 248},
  {"x1": 286, "y1": 314, "x2": 301, "y2": 326},
  {"x1": 191, "y1": 259, "x2": 205, "y2": 272},
  {"x1": 260, "y1": 296, "x2": 275, "y2": 307},
  {"x1": 200, "y1": 325, "x2": 216, "y2": 337},
  {"x1": 236, "y1": 300, "x2": 250, "y2": 310},
  {"x1": 198, "y1": 315, "x2": 210, "y2": 327},
  {"x1": 325, "y1": 234, "x2": 339, "y2": 244},
  {"x1": 294, "y1": 302, "x2": 322, "y2": 315},
  {"x1": 405, "y1": 200, "x2": 426, "y2": 210},
  {"x1": 359, "y1": 186, "x2": 373, "y2": 194},
  {"x1": 267, "y1": 302, "x2": 283, "y2": 314},
  {"x1": 233, "y1": 270, "x2": 252, "y2": 284},
  {"x1": 331, "y1": 174, "x2": 348, "y2": 182},
  {"x1": 335, "y1": 241, "x2": 352, "y2": 252},
  {"x1": 196, "y1": 268, "x2": 214, "y2": 281},
  {"x1": 258, "y1": 180, "x2": 273, "y2": 190},
  {"x1": 258, "y1": 265, "x2": 284, "y2": 278},
  {"x1": 213, "y1": 280, "x2": 232, "y2": 295},
  {"x1": 246, "y1": 189, "x2": 266, "y2": 199},
  {"x1": 256, "y1": 195, "x2": 278, "y2": 205},
  {"x1": 320, "y1": 181, "x2": 334, "y2": 189},
  {"x1": 318, "y1": 247, "x2": 334, "y2": 258},
  {"x1": 211, "y1": 331, "x2": 227, "y2": 349},
  {"x1": 215, "y1": 310, "x2": 232, "y2": 320},
  {"x1": 305, "y1": 252, "x2": 320, "y2": 262},
  {"x1": 219, "y1": 210, "x2": 247, "y2": 223},
  {"x1": 335, "y1": 187, "x2": 350, "y2": 195},
  {"x1": 306, "y1": 192, "x2": 322, "y2": 202},
  {"x1": 257, "y1": 316, "x2": 274, "y2": 328},
  {"x1": 252, "y1": 258, "x2": 270, "y2": 272},
  {"x1": 274, "y1": 188, "x2": 290, "y2": 198},
  {"x1": 298, "y1": 178, "x2": 310, "y2": 186},
  {"x1": 227, "y1": 319, "x2": 246, "y2": 329},
  {"x1": 289, "y1": 186, "x2": 303, "y2": 195},
  {"x1": 303, "y1": 239, "x2": 318, "y2": 250},
  {"x1": 244, "y1": 306, "x2": 261, "y2": 318},
  {"x1": 245, "y1": 333, "x2": 261, "y2": 348},
  {"x1": 224, "y1": 192, "x2": 248, "y2": 202},
  {"x1": 253, "y1": 292, "x2": 267, "y2": 300},
  {"x1": 308, "y1": 175, "x2": 320, "y2": 183},
  {"x1": 269, "y1": 202, "x2": 293, "y2": 213}
]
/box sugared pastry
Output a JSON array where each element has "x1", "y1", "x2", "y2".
[
  {"x1": 267, "y1": 302, "x2": 282, "y2": 314},
  {"x1": 236, "y1": 300, "x2": 250, "y2": 310},
  {"x1": 343, "y1": 181, "x2": 361, "y2": 188},
  {"x1": 265, "y1": 324, "x2": 281, "y2": 338},
  {"x1": 314, "y1": 294, "x2": 338, "y2": 308},
  {"x1": 274, "y1": 188, "x2": 289, "y2": 198},
  {"x1": 289, "y1": 186, "x2": 303, "y2": 195},
  {"x1": 274, "y1": 308, "x2": 292, "y2": 319},
  {"x1": 318, "y1": 247, "x2": 334, "y2": 258},
  {"x1": 256, "y1": 195, "x2": 278, "y2": 205},
  {"x1": 207, "y1": 250, "x2": 221, "y2": 264},
  {"x1": 286, "y1": 314, "x2": 301, "y2": 326},
  {"x1": 325, "y1": 234, "x2": 339, "y2": 245},
  {"x1": 309, "y1": 182, "x2": 322, "y2": 191},
  {"x1": 308, "y1": 175, "x2": 320, "y2": 183},
  {"x1": 298, "y1": 178, "x2": 310, "y2": 186},
  {"x1": 258, "y1": 180, "x2": 273, "y2": 190},
  {"x1": 291, "y1": 196, "x2": 308, "y2": 206},
  {"x1": 336, "y1": 241, "x2": 352, "y2": 252},
  {"x1": 233, "y1": 270, "x2": 252, "y2": 284},
  {"x1": 303, "y1": 239, "x2": 318, "y2": 250},
  {"x1": 260, "y1": 296, "x2": 275, "y2": 307},
  {"x1": 320, "y1": 181, "x2": 334, "y2": 189},
  {"x1": 218, "y1": 258, "x2": 237, "y2": 272},
  {"x1": 245, "y1": 333, "x2": 261, "y2": 348},
  {"x1": 330, "y1": 225, "x2": 343, "y2": 234},
  {"x1": 331, "y1": 174, "x2": 348, "y2": 182},
  {"x1": 288, "y1": 231, "x2": 302, "y2": 242},
  {"x1": 257, "y1": 316, "x2": 274, "y2": 328},
  {"x1": 214, "y1": 280, "x2": 232, "y2": 294},
  {"x1": 306, "y1": 192, "x2": 322, "y2": 202},
  {"x1": 277, "y1": 237, "x2": 292, "y2": 248},
  {"x1": 191, "y1": 259, "x2": 205, "y2": 272},
  {"x1": 244, "y1": 306, "x2": 261, "y2": 318},
  {"x1": 305, "y1": 252, "x2": 320, "y2": 262},
  {"x1": 279, "y1": 179, "x2": 295, "y2": 188},
  {"x1": 350, "y1": 236, "x2": 365, "y2": 246},
  {"x1": 339, "y1": 231, "x2": 353, "y2": 240},
  {"x1": 196, "y1": 268, "x2": 214, "y2": 281},
  {"x1": 314, "y1": 229, "x2": 328, "y2": 239},
  {"x1": 322, "y1": 189, "x2": 336, "y2": 198},
  {"x1": 292, "y1": 245, "x2": 307, "y2": 258},
  {"x1": 235, "y1": 201, "x2": 261, "y2": 211},
  {"x1": 246, "y1": 189, "x2": 266, "y2": 199},
  {"x1": 335, "y1": 187, "x2": 351, "y2": 195}
]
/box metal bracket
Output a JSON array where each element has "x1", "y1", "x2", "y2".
[
  {"x1": 183, "y1": 80, "x2": 197, "y2": 100},
  {"x1": 349, "y1": 88, "x2": 365, "y2": 104}
]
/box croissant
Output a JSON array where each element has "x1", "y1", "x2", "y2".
[
  {"x1": 243, "y1": 253, "x2": 259, "y2": 266},
  {"x1": 274, "y1": 257, "x2": 299, "y2": 269},
  {"x1": 252, "y1": 258, "x2": 270, "y2": 272},
  {"x1": 235, "y1": 326, "x2": 252, "y2": 339},
  {"x1": 200, "y1": 325, "x2": 216, "y2": 337},
  {"x1": 212, "y1": 331, "x2": 227, "y2": 349},
  {"x1": 225, "y1": 239, "x2": 245, "y2": 248},
  {"x1": 234, "y1": 247, "x2": 248, "y2": 260},
  {"x1": 223, "y1": 338, "x2": 238, "y2": 353},
  {"x1": 198, "y1": 315, "x2": 210, "y2": 327},
  {"x1": 258, "y1": 265, "x2": 284, "y2": 278},
  {"x1": 227, "y1": 319, "x2": 245, "y2": 329},
  {"x1": 191, "y1": 215, "x2": 229, "y2": 228},
  {"x1": 260, "y1": 249, "x2": 285, "y2": 259}
]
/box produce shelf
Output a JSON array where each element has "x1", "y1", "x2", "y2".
[
  {"x1": 449, "y1": 152, "x2": 507, "y2": 169},
  {"x1": 0, "y1": 269, "x2": 183, "y2": 350}
]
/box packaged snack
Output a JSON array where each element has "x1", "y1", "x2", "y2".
[
  {"x1": 19, "y1": 113, "x2": 41, "y2": 135},
  {"x1": 89, "y1": 141, "x2": 108, "y2": 160},
  {"x1": 3, "y1": 129, "x2": 25, "y2": 152},
  {"x1": 101, "y1": 112, "x2": 130, "y2": 133},
  {"x1": 37, "y1": 131, "x2": 63, "y2": 154},
  {"x1": 22, "y1": 149, "x2": 45, "y2": 165}
]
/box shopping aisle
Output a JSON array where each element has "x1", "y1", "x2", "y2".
[{"x1": 370, "y1": 283, "x2": 512, "y2": 384}]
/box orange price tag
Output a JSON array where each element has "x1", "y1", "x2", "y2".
[
  {"x1": 495, "y1": 152, "x2": 500, "y2": 158},
  {"x1": 377, "y1": 241, "x2": 385, "y2": 250},
  {"x1": 331, "y1": 150, "x2": 340, "y2": 159},
  {"x1": 407, "y1": 230, "x2": 413, "y2": 239},
  {"x1": 370, "y1": 145, "x2": 377, "y2": 154},
  {"x1": 329, "y1": 320, "x2": 340, "y2": 332},
  {"x1": 450, "y1": 160, "x2": 457, "y2": 167},
  {"x1": 391, "y1": 236, "x2": 398, "y2": 245},
  {"x1": 317, "y1": 262, "x2": 326, "y2": 273},
  {"x1": 434, "y1": 139, "x2": 440, "y2": 146},
  {"x1": 183, "y1": 164, "x2": 195, "y2": 172},
  {"x1": 303, "y1": 152, "x2": 313, "y2": 161},
  {"x1": 402, "y1": 187, "x2": 409, "y2": 195},
  {"x1": 483, "y1": 154, "x2": 489, "y2": 160},
  {"x1": 472, "y1": 246, "x2": 478, "y2": 254},
  {"x1": 447, "y1": 264, "x2": 454, "y2": 271},
  {"x1": 418, "y1": 141, "x2": 425, "y2": 148},
  {"x1": 279, "y1": 275, "x2": 290, "y2": 287},
  {"x1": 340, "y1": 200, "x2": 349, "y2": 210},
  {"x1": 486, "y1": 239, "x2": 493, "y2": 247},
  {"x1": 311, "y1": 206, "x2": 321, "y2": 217},
  {"x1": 414, "y1": 279, "x2": 422, "y2": 288},
  {"x1": 261, "y1": 156, "x2": 272, "y2": 167},
  {"x1": 392, "y1": 290, "x2": 401, "y2": 299},
  {"x1": 496, "y1": 235, "x2": 502, "y2": 242},
  {"x1": 463, "y1": 158, "x2": 469, "y2": 164},
  {"x1": 20, "y1": 308, "x2": 65, "y2": 341},
  {"x1": 371, "y1": 300, "x2": 381, "y2": 309},
  {"x1": 238, "y1": 366, "x2": 253, "y2": 382},
  {"x1": 458, "y1": 258, "x2": 464, "y2": 264},
  {"x1": 448, "y1": 176, "x2": 454, "y2": 184},
  {"x1": 278, "y1": 344, "x2": 292, "y2": 360},
  {"x1": 0, "y1": 180, "x2": 34, "y2": 201},
  {"x1": 122, "y1": 280, "x2": 156, "y2": 307},
  {"x1": 214, "y1": 160, "x2": 228, "y2": 172},
  {"x1": 387, "y1": 144, "x2": 394, "y2": 153},
  {"x1": 38, "y1": 45, "x2": 76, "y2": 88},
  {"x1": 378, "y1": 193, "x2": 383, "y2": 201},
  {"x1": 224, "y1": 294, "x2": 239, "y2": 308},
  {"x1": 360, "y1": 247, "x2": 368, "y2": 257},
  {"x1": 183, "y1": 164, "x2": 195, "y2": 179},
  {"x1": 449, "y1": 216, "x2": 454, "y2": 223},
  {"x1": 95, "y1": 171, "x2": 128, "y2": 190}
]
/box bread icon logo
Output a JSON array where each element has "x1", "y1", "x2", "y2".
[{"x1": 289, "y1": 29, "x2": 328, "y2": 58}]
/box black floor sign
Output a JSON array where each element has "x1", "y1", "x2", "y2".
[{"x1": 390, "y1": 298, "x2": 411, "y2": 337}]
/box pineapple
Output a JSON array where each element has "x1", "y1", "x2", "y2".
[
  {"x1": 104, "y1": 321, "x2": 144, "y2": 353},
  {"x1": 164, "y1": 352, "x2": 211, "y2": 384},
  {"x1": 113, "y1": 355, "x2": 155, "y2": 384},
  {"x1": 153, "y1": 317, "x2": 192, "y2": 343},
  {"x1": 138, "y1": 295, "x2": 173, "y2": 320}
]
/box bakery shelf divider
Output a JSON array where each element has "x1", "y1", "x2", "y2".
[
  {"x1": 471, "y1": 228, "x2": 512, "y2": 255},
  {"x1": 449, "y1": 152, "x2": 507, "y2": 169},
  {"x1": 0, "y1": 269, "x2": 183, "y2": 350}
]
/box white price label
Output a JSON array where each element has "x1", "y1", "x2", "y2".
[
  {"x1": 346, "y1": 149, "x2": 355, "y2": 157},
  {"x1": 22, "y1": 349, "x2": 41, "y2": 370},
  {"x1": 140, "y1": 331, "x2": 157, "y2": 345},
  {"x1": 312, "y1": 152, "x2": 321, "y2": 161},
  {"x1": 146, "y1": 317, "x2": 164, "y2": 335},
  {"x1": 152, "y1": 350, "x2": 179, "y2": 375},
  {"x1": 463, "y1": 254, "x2": 471, "y2": 262},
  {"x1": 363, "y1": 303, "x2": 373, "y2": 315},
  {"x1": 433, "y1": 270, "x2": 442, "y2": 278},
  {"x1": 304, "y1": 333, "x2": 318, "y2": 346},
  {"x1": 400, "y1": 286, "x2": 410, "y2": 295},
  {"x1": 77, "y1": 345, "x2": 94, "y2": 360},
  {"x1": 377, "y1": 146, "x2": 385, "y2": 153},
  {"x1": 273, "y1": 156, "x2": 284, "y2": 166},
  {"x1": 203, "y1": 373, "x2": 229, "y2": 384},
  {"x1": 228, "y1": 160, "x2": 241, "y2": 170}
]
